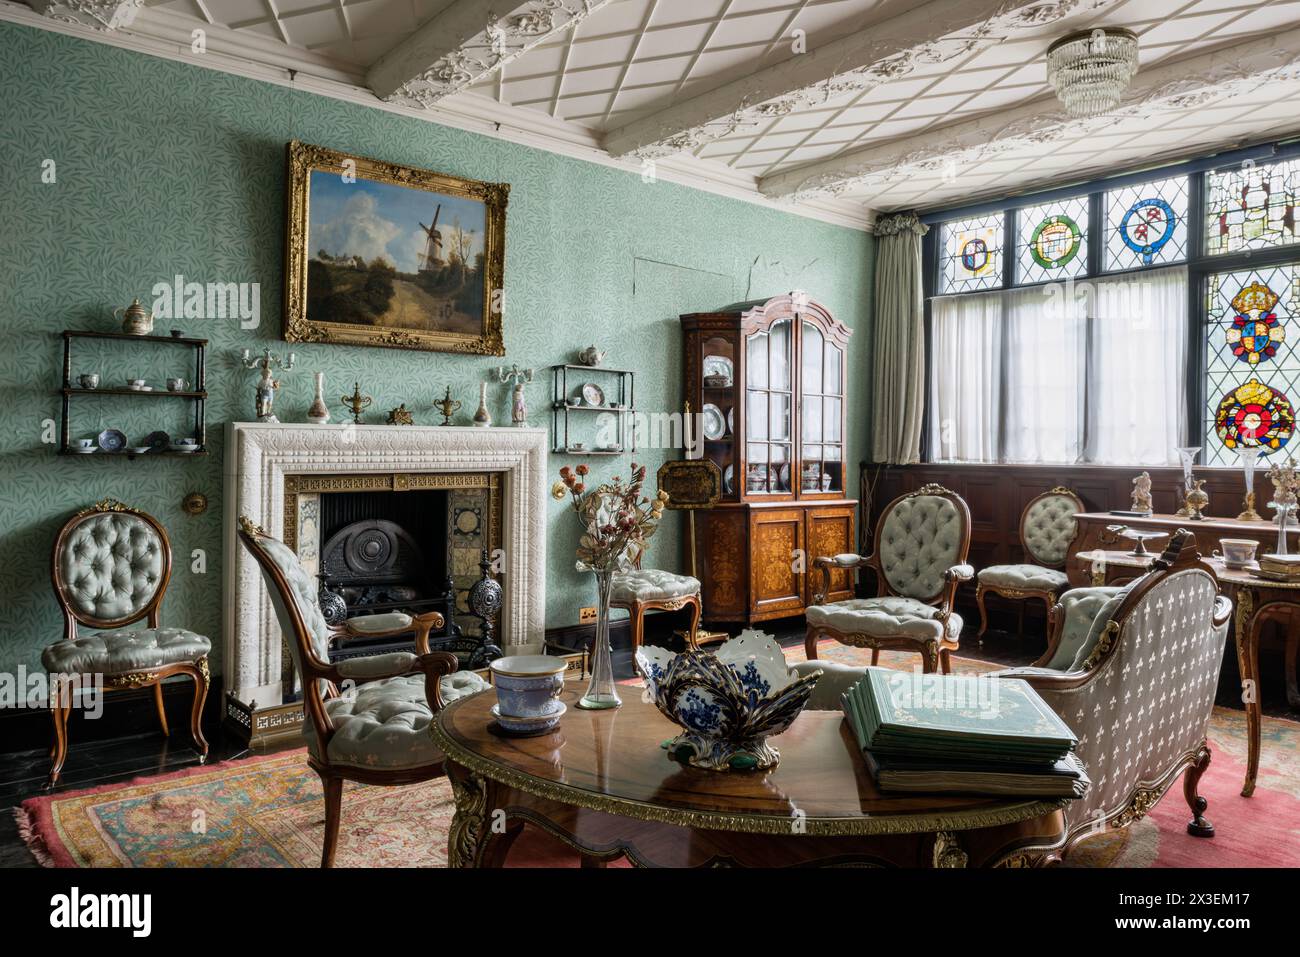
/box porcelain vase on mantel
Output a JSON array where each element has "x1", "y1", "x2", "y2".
[{"x1": 306, "y1": 372, "x2": 330, "y2": 425}]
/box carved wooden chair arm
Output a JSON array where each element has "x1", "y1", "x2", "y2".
[
  {"x1": 332, "y1": 611, "x2": 446, "y2": 655},
  {"x1": 811, "y1": 553, "x2": 868, "y2": 606},
  {"x1": 935, "y1": 564, "x2": 974, "y2": 618},
  {"x1": 415, "y1": 651, "x2": 461, "y2": 711}
]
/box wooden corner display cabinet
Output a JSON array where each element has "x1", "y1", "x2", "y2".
[{"x1": 681, "y1": 293, "x2": 856, "y2": 625}]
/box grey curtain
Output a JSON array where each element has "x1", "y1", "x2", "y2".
[{"x1": 870, "y1": 212, "x2": 929, "y2": 465}]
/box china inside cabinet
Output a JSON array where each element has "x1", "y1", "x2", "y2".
[{"x1": 681, "y1": 293, "x2": 856, "y2": 625}]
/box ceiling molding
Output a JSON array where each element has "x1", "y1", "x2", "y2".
[
  {"x1": 602, "y1": 0, "x2": 1118, "y2": 160},
  {"x1": 759, "y1": 25, "x2": 1300, "y2": 202},
  {"x1": 27, "y1": 0, "x2": 140, "y2": 31},
  {"x1": 0, "y1": 1, "x2": 875, "y2": 230},
  {"x1": 367, "y1": 0, "x2": 614, "y2": 107}
]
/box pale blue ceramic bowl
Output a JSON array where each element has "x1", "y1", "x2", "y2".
[{"x1": 489, "y1": 655, "x2": 567, "y2": 724}]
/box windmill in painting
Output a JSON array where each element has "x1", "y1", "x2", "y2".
[{"x1": 419, "y1": 204, "x2": 445, "y2": 273}]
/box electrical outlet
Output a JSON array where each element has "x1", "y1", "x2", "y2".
[{"x1": 579, "y1": 606, "x2": 597, "y2": 624}]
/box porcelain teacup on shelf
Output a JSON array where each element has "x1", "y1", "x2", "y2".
[
  {"x1": 77, "y1": 373, "x2": 99, "y2": 390},
  {"x1": 166, "y1": 378, "x2": 189, "y2": 392}
]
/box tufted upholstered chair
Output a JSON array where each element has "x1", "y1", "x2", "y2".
[
  {"x1": 44, "y1": 499, "x2": 210, "y2": 787},
  {"x1": 976, "y1": 487, "x2": 1084, "y2": 641},
  {"x1": 991, "y1": 531, "x2": 1232, "y2": 859},
  {"x1": 805, "y1": 485, "x2": 973, "y2": 674},
  {"x1": 610, "y1": 568, "x2": 702, "y2": 653},
  {"x1": 238, "y1": 517, "x2": 490, "y2": 867}
]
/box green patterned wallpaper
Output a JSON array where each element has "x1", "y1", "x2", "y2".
[{"x1": 0, "y1": 21, "x2": 873, "y2": 681}]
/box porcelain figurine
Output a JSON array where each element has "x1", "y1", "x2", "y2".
[
  {"x1": 1131, "y1": 471, "x2": 1153, "y2": 513},
  {"x1": 240, "y1": 348, "x2": 295, "y2": 423},
  {"x1": 635, "y1": 630, "x2": 821, "y2": 771},
  {"x1": 495, "y1": 364, "x2": 533, "y2": 427}
]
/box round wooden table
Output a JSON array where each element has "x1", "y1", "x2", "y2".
[{"x1": 431, "y1": 686, "x2": 1071, "y2": 868}]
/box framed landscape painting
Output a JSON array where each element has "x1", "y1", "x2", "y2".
[{"x1": 283, "y1": 141, "x2": 508, "y2": 355}]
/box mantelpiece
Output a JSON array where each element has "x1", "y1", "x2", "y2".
[{"x1": 221, "y1": 422, "x2": 548, "y2": 740}]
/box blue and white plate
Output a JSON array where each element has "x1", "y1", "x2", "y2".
[{"x1": 97, "y1": 429, "x2": 126, "y2": 453}]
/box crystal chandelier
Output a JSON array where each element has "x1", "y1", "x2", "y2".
[{"x1": 1047, "y1": 28, "x2": 1139, "y2": 118}]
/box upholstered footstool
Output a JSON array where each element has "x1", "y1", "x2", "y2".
[{"x1": 609, "y1": 569, "x2": 702, "y2": 652}]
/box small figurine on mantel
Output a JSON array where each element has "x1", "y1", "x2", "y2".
[
  {"x1": 495, "y1": 364, "x2": 534, "y2": 427},
  {"x1": 1130, "y1": 471, "x2": 1153, "y2": 514},
  {"x1": 240, "y1": 348, "x2": 295, "y2": 423},
  {"x1": 386, "y1": 404, "x2": 415, "y2": 426}
]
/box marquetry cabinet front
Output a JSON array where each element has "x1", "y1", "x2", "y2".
[{"x1": 681, "y1": 293, "x2": 856, "y2": 624}]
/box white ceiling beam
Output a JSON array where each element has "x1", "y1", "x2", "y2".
[
  {"x1": 758, "y1": 25, "x2": 1300, "y2": 201},
  {"x1": 26, "y1": 0, "x2": 141, "y2": 30},
  {"x1": 367, "y1": 0, "x2": 614, "y2": 108},
  {"x1": 602, "y1": 0, "x2": 1119, "y2": 160}
]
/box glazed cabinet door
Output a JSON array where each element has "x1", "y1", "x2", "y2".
[
  {"x1": 804, "y1": 506, "x2": 856, "y2": 606},
  {"x1": 748, "y1": 508, "x2": 805, "y2": 618}
]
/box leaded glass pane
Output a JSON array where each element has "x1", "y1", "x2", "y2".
[
  {"x1": 1014, "y1": 196, "x2": 1089, "y2": 283},
  {"x1": 1103, "y1": 175, "x2": 1189, "y2": 270},
  {"x1": 1206, "y1": 158, "x2": 1300, "y2": 255},
  {"x1": 1204, "y1": 264, "x2": 1300, "y2": 466},
  {"x1": 939, "y1": 213, "x2": 1004, "y2": 294}
]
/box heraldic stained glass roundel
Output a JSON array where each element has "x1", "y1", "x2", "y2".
[
  {"x1": 1030, "y1": 214, "x2": 1082, "y2": 269},
  {"x1": 1215, "y1": 378, "x2": 1296, "y2": 453},
  {"x1": 1225, "y1": 281, "x2": 1286, "y2": 365},
  {"x1": 1119, "y1": 197, "x2": 1175, "y2": 265}
]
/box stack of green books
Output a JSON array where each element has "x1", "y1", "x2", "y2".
[{"x1": 841, "y1": 669, "x2": 1089, "y2": 798}]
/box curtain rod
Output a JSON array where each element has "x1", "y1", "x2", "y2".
[{"x1": 917, "y1": 137, "x2": 1300, "y2": 226}]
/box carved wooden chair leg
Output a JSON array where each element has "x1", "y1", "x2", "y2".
[
  {"x1": 1184, "y1": 745, "x2": 1214, "y2": 838},
  {"x1": 975, "y1": 584, "x2": 991, "y2": 641},
  {"x1": 188, "y1": 660, "x2": 211, "y2": 762},
  {"x1": 803, "y1": 628, "x2": 821, "y2": 660},
  {"x1": 628, "y1": 604, "x2": 645, "y2": 653},
  {"x1": 870, "y1": 649, "x2": 880, "y2": 666},
  {"x1": 685, "y1": 595, "x2": 702, "y2": 650},
  {"x1": 46, "y1": 679, "x2": 70, "y2": 789},
  {"x1": 319, "y1": 771, "x2": 345, "y2": 868},
  {"x1": 940, "y1": 649, "x2": 953, "y2": 675},
  {"x1": 153, "y1": 683, "x2": 170, "y2": 737}
]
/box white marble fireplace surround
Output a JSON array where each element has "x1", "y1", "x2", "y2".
[{"x1": 222, "y1": 422, "x2": 548, "y2": 709}]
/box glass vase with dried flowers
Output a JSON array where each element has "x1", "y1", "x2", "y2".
[{"x1": 553, "y1": 462, "x2": 669, "y2": 709}]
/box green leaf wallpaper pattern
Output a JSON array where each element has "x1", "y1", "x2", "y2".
[{"x1": 0, "y1": 21, "x2": 874, "y2": 682}]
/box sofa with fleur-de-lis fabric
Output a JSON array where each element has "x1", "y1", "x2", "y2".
[{"x1": 990, "y1": 530, "x2": 1232, "y2": 858}]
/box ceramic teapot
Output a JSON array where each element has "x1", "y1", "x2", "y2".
[
  {"x1": 576, "y1": 344, "x2": 605, "y2": 366},
  {"x1": 115, "y1": 298, "x2": 155, "y2": 336}
]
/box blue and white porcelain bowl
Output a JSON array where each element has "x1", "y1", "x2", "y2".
[
  {"x1": 490, "y1": 655, "x2": 567, "y2": 733},
  {"x1": 635, "y1": 630, "x2": 821, "y2": 771}
]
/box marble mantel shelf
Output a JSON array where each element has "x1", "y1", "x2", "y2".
[{"x1": 221, "y1": 421, "x2": 549, "y2": 712}]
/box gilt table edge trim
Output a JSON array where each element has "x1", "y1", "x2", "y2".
[{"x1": 430, "y1": 695, "x2": 1068, "y2": 838}]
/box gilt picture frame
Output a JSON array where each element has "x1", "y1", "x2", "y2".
[{"x1": 284, "y1": 140, "x2": 508, "y2": 355}]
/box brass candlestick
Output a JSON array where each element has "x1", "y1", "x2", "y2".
[
  {"x1": 433, "y1": 386, "x2": 462, "y2": 426},
  {"x1": 341, "y1": 382, "x2": 372, "y2": 424}
]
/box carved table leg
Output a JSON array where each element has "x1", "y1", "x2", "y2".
[
  {"x1": 446, "y1": 762, "x2": 523, "y2": 867},
  {"x1": 1234, "y1": 591, "x2": 1261, "y2": 798},
  {"x1": 1184, "y1": 745, "x2": 1214, "y2": 838}
]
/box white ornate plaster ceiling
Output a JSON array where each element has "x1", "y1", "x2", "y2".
[{"x1": 10, "y1": 0, "x2": 1300, "y2": 223}]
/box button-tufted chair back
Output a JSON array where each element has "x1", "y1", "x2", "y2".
[
  {"x1": 237, "y1": 520, "x2": 332, "y2": 691},
  {"x1": 1021, "y1": 488, "x2": 1084, "y2": 568},
  {"x1": 875, "y1": 487, "x2": 971, "y2": 602},
  {"x1": 52, "y1": 501, "x2": 172, "y2": 634},
  {"x1": 1027, "y1": 560, "x2": 1228, "y2": 841}
]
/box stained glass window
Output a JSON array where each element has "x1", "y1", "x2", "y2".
[
  {"x1": 1206, "y1": 158, "x2": 1300, "y2": 255},
  {"x1": 1103, "y1": 176, "x2": 1189, "y2": 270},
  {"x1": 939, "y1": 213, "x2": 1004, "y2": 294},
  {"x1": 1014, "y1": 196, "x2": 1089, "y2": 284},
  {"x1": 1205, "y1": 264, "x2": 1300, "y2": 466}
]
